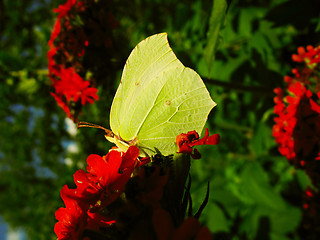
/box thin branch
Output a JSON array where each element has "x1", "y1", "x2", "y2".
[{"x1": 203, "y1": 77, "x2": 274, "y2": 96}]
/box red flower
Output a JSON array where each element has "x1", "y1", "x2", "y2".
[
  {"x1": 54, "y1": 185, "x2": 88, "y2": 240},
  {"x1": 273, "y1": 45, "x2": 320, "y2": 190},
  {"x1": 73, "y1": 146, "x2": 139, "y2": 208},
  {"x1": 48, "y1": 0, "x2": 103, "y2": 121},
  {"x1": 48, "y1": 47, "x2": 60, "y2": 77},
  {"x1": 273, "y1": 77, "x2": 320, "y2": 170},
  {"x1": 50, "y1": 92, "x2": 72, "y2": 119},
  {"x1": 292, "y1": 45, "x2": 320, "y2": 66},
  {"x1": 176, "y1": 128, "x2": 220, "y2": 159},
  {"x1": 273, "y1": 81, "x2": 309, "y2": 163},
  {"x1": 54, "y1": 0, "x2": 77, "y2": 18},
  {"x1": 54, "y1": 146, "x2": 141, "y2": 239},
  {"x1": 48, "y1": 19, "x2": 61, "y2": 47},
  {"x1": 86, "y1": 211, "x2": 116, "y2": 232},
  {"x1": 53, "y1": 68, "x2": 99, "y2": 105},
  {"x1": 50, "y1": 67, "x2": 99, "y2": 121}
]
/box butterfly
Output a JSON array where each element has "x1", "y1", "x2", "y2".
[{"x1": 78, "y1": 33, "x2": 216, "y2": 157}]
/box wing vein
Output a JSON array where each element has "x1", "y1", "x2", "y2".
[
  {"x1": 139, "y1": 88, "x2": 213, "y2": 135},
  {"x1": 130, "y1": 65, "x2": 183, "y2": 138}
]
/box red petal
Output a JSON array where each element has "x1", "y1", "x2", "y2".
[
  {"x1": 179, "y1": 144, "x2": 193, "y2": 154},
  {"x1": 192, "y1": 128, "x2": 221, "y2": 146},
  {"x1": 120, "y1": 146, "x2": 139, "y2": 172},
  {"x1": 86, "y1": 211, "x2": 115, "y2": 231}
]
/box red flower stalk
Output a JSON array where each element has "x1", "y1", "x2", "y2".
[
  {"x1": 48, "y1": 0, "x2": 117, "y2": 121},
  {"x1": 273, "y1": 44, "x2": 320, "y2": 188},
  {"x1": 273, "y1": 81, "x2": 307, "y2": 162},
  {"x1": 48, "y1": 0, "x2": 97, "y2": 121},
  {"x1": 176, "y1": 128, "x2": 220, "y2": 159}
]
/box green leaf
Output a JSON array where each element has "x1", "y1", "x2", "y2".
[
  {"x1": 205, "y1": 202, "x2": 229, "y2": 233},
  {"x1": 250, "y1": 122, "x2": 276, "y2": 156},
  {"x1": 240, "y1": 205, "x2": 301, "y2": 240},
  {"x1": 204, "y1": 0, "x2": 227, "y2": 71},
  {"x1": 240, "y1": 162, "x2": 287, "y2": 210},
  {"x1": 296, "y1": 169, "x2": 311, "y2": 190},
  {"x1": 270, "y1": 206, "x2": 301, "y2": 235}
]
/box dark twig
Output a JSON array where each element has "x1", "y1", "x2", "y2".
[{"x1": 203, "y1": 77, "x2": 274, "y2": 96}]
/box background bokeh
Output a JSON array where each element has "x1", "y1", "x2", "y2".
[{"x1": 1, "y1": 0, "x2": 320, "y2": 239}]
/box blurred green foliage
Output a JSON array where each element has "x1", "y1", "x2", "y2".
[{"x1": 0, "y1": 0, "x2": 319, "y2": 239}]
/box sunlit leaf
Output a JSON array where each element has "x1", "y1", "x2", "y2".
[{"x1": 204, "y1": 0, "x2": 227, "y2": 72}]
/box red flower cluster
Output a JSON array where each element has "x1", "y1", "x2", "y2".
[
  {"x1": 176, "y1": 128, "x2": 220, "y2": 159},
  {"x1": 48, "y1": 0, "x2": 117, "y2": 121},
  {"x1": 273, "y1": 45, "x2": 320, "y2": 171},
  {"x1": 48, "y1": 0, "x2": 99, "y2": 121},
  {"x1": 274, "y1": 45, "x2": 320, "y2": 240},
  {"x1": 273, "y1": 82, "x2": 317, "y2": 163},
  {"x1": 54, "y1": 146, "x2": 140, "y2": 239},
  {"x1": 55, "y1": 128, "x2": 220, "y2": 239}
]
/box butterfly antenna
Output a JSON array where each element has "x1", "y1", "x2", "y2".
[{"x1": 77, "y1": 121, "x2": 114, "y2": 137}]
